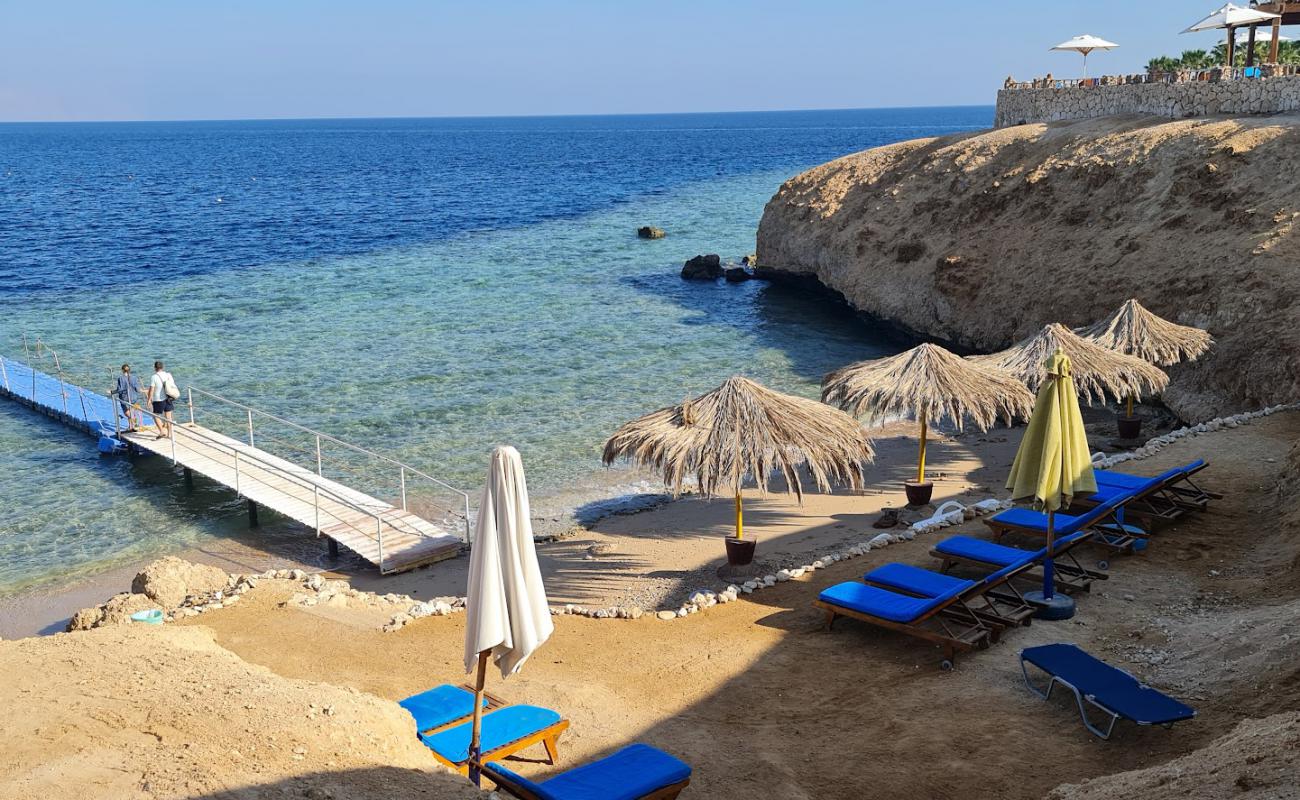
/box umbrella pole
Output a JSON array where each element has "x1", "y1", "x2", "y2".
[
  {"x1": 1043, "y1": 510, "x2": 1055, "y2": 600},
  {"x1": 735, "y1": 491, "x2": 743, "y2": 540},
  {"x1": 1126, "y1": 393, "x2": 1133, "y2": 418},
  {"x1": 917, "y1": 409, "x2": 928, "y2": 484},
  {"x1": 468, "y1": 650, "x2": 489, "y2": 787}
]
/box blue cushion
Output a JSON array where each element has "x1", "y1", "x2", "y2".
[
  {"x1": 1096, "y1": 461, "x2": 1202, "y2": 489},
  {"x1": 818, "y1": 581, "x2": 946, "y2": 623},
  {"x1": 399, "y1": 684, "x2": 484, "y2": 732},
  {"x1": 863, "y1": 563, "x2": 974, "y2": 598},
  {"x1": 935, "y1": 535, "x2": 1030, "y2": 567},
  {"x1": 991, "y1": 508, "x2": 1088, "y2": 535},
  {"x1": 488, "y1": 743, "x2": 692, "y2": 800},
  {"x1": 1021, "y1": 644, "x2": 1194, "y2": 725},
  {"x1": 420, "y1": 705, "x2": 561, "y2": 764}
]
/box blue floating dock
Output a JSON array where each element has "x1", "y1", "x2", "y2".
[{"x1": 0, "y1": 355, "x2": 125, "y2": 449}]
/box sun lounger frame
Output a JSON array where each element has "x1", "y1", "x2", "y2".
[
  {"x1": 1019, "y1": 652, "x2": 1192, "y2": 740},
  {"x1": 931, "y1": 532, "x2": 1109, "y2": 594},
  {"x1": 984, "y1": 505, "x2": 1146, "y2": 555},
  {"x1": 427, "y1": 711, "x2": 572, "y2": 777},
  {"x1": 482, "y1": 764, "x2": 690, "y2": 800},
  {"x1": 863, "y1": 561, "x2": 1040, "y2": 631},
  {"x1": 814, "y1": 592, "x2": 993, "y2": 668}
]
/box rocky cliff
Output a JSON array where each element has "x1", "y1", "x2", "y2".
[{"x1": 756, "y1": 114, "x2": 1300, "y2": 420}]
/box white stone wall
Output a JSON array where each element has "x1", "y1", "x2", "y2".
[{"x1": 995, "y1": 76, "x2": 1300, "y2": 127}]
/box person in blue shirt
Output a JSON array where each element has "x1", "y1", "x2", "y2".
[{"x1": 111, "y1": 363, "x2": 142, "y2": 432}]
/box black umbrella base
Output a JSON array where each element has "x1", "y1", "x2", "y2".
[{"x1": 1025, "y1": 591, "x2": 1076, "y2": 620}]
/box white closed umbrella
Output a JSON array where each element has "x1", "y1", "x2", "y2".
[
  {"x1": 463, "y1": 445, "x2": 554, "y2": 784},
  {"x1": 1051, "y1": 34, "x2": 1119, "y2": 77}
]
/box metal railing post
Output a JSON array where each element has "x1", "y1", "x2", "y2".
[
  {"x1": 400, "y1": 467, "x2": 407, "y2": 511},
  {"x1": 314, "y1": 484, "x2": 320, "y2": 536},
  {"x1": 113, "y1": 395, "x2": 121, "y2": 436},
  {"x1": 234, "y1": 450, "x2": 241, "y2": 495},
  {"x1": 247, "y1": 408, "x2": 255, "y2": 447},
  {"x1": 464, "y1": 494, "x2": 472, "y2": 542},
  {"x1": 0, "y1": 356, "x2": 9, "y2": 391},
  {"x1": 170, "y1": 429, "x2": 177, "y2": 464},
  {"x1": 187, "y1": 387, "x2": 195, "y2": 425},
  {"x1": 57, "y1": 376, "x2": 68, "y2": 414},
  {"x1": 31, "y1": 364, "x2": 36, "y2": 402},
  {"x1": 76, "y1": 386, "x2": 89, "y2": 424},
  {"x1": 377, "y1": 516, "x2": 384, "y2": 572},
  {"x1": 315, "y1": 435, "x2": 322, "y2": 476}
]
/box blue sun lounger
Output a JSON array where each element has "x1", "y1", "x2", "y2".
[
  {"x1": 399, "y1": 684, "x2": 490, "y2": 734},
  {"x1": 419, "y1": 704, "x2": 571, "y2": 776},
  {"x1": 862, "y1": 556, "x2": 1039, "y2": 629},
  {"x1": 815, "y1": 579, "x2": 992, "y2": 667},
  {"x1": 984, "y1": 495, "x2": 1146, "y2": 554},
  {"x1": 483, "y1": 743, "x2": 693, "y2": 800},
  {"x1": 1020, "y1": 643, "x2": 1196, "y2": 739},
  {"x1": 930, "y1": 529, "x2": 1108, "y2": 592},
  {"x1": 1094, "y1": 459, "x2": 1216, "y2": 512}
]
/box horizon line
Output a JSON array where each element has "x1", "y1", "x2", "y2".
[{"x1": 0, "y1": 103, "x2": 996, "y2": 126}]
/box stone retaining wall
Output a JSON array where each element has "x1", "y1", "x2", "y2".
[{"x1": 995, "y1": 75, "x2": 1300, "y2": 127}]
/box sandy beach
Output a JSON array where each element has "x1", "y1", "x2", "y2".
[{"x1": 3, "y1": 407, "x2": 1295, "y2": 798}]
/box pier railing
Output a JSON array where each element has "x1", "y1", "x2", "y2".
[
  {"x1": 180, "y1": 386, "x2": 473, "y2": 542},
  {"x1": 6, "y1": 335, "x2": 474, "y2": 558}
]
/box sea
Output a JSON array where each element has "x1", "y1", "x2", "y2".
[{"x1": 0, "y1": 107, "x2": 992, "y2": 598}]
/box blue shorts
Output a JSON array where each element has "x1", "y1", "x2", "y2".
[{"x1": 152, "y1": 398, "x2": 175, "y2": 414}]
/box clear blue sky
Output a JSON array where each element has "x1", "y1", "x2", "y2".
[{"x1": 0, "y1": 1, "x2": 1241, "y2": 121}]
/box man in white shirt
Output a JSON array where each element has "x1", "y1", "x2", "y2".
[{"x1": 148, "y1": 360, "x2": 177, "y2": 439}]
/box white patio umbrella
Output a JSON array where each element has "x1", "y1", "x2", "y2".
[
  {"x1": 463, "y1": 445, "x2": 554, "y2": 785},
  {"x1": 1051, "y1": 34, "x2": 1119, "y2": 77},
  {"x1": 1183, "y1": 3, "x2": 1280, "y2": 64},
  {"x1": 1182, "y1": 3, "x2": 1279, "y2": 33}
]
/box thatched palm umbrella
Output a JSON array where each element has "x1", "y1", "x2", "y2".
[
  {"x1": 1075, "y1": 298, "x2": 1214, "y2": 419},
  {"x1": 822, "y1": 343, "x2": 1035, "y2": 504},
  {"x1": 970, "y1": 323, "x2": 1169, "y2": 406},
  {"x1": 602, "y1": 376, "x2": 874, "y2": 563}
]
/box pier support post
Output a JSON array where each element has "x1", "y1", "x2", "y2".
[
  {"x1": 183, "y1": 467, "x2": 193, "y2": 489},
  {"x1": 327, "y1": 538, "x2": 339, "y2": 559},
  {"x1": 247, "y1": 500, "x2": 259, "y2": 527}
]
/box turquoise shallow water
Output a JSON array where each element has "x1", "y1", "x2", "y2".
[{"x1": 0, "y1": 109, "x2": 990, "y2": 596}]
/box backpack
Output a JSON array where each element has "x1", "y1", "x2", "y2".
[{"x1": 163, "y1": 373, "x2": 181, "y2": 400}]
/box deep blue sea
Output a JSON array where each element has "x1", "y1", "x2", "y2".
[{"x1": 0, "y1": 107, "x2": 991, "y2": 597}]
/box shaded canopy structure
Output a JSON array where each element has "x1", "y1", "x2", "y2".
[
  {"x1": 1075, "y1": 299, "x2": 1213, "y2": 367},
  {"x1": 602, "y1": 376, "x2": 874, "y2": 502},
  {"x1": 823, "y1": 343, "x2": 1035, "y2": 489},
  {"x1": 823, "y1": 343, "x2": 1035, "y2": 431},
  {"x1": 970, "y1": 323, "x2": 1168, "y2": 406}
]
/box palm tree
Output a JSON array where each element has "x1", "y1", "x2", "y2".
[
  {"x1": 1146, "y1": 55, "x2": 1180, "y2": 73},
  {"x1": 1179, "y1": 49, "x2": 1213, "y2": 69}
]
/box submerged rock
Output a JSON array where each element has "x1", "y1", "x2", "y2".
[
  {"x1": 681, "y1": 254, "x2": 722, "y2": 280},
  {"x1": 637, "y1": 226, "x2": 666, "y2": 239},
  {"x1": 724, "y1": 266, "x2": 752, "y2": 282}
]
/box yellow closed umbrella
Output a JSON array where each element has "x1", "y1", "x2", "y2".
[{"x1": 1006, "y1": 348, "x2": 1096, "y2": 616}]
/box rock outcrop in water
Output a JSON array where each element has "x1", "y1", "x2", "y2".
[{"x1": 755, "y1": 114, "x2": 1300, "y2": 420}]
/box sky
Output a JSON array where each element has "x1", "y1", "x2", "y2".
[{"x1": 0, "y1": 1, "x2": 1247, "y2": 122}]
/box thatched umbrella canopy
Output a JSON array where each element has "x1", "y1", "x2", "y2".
[
  {"x1": 1075, "y1": 299, "x2": 1213, "y2": 366},
  {"x1": 602, "y1": 376, "x2": 874, "y2": 540},
  {"x1": 822, "y1": 343, "x2": 1035, "y2": 487},
  {"x1": 970, "y1": 323, "x2": 1168, "y2": 406}
]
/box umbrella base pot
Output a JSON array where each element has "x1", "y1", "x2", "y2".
[
  {"x1": 724, "y1": 536, "x2": 757, "y2": 566},
  {"x1": 904, "y1": 481, "x2": 934, "y2": 507},
  {"x1": 1116, "y1": 415, "x2": 1143, "y2": 440},
  {"x1": 1025, "y1": 590, "x2": 1076, "y2": 621}
]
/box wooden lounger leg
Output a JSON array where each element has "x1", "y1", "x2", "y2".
[
  {"x1": 542, "y1": 733, "x2": 560, "y2": 765},
  {"x1": 823, "y1": 608, "x2": 837, "y2": 631},
  {"x1": 644, "y1": 779, "x2": 691, "y2": 800}
]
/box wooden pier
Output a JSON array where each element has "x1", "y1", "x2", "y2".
[{"x1": 1, "y1": 353, "x2": 468, "y2": 574}]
